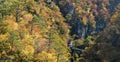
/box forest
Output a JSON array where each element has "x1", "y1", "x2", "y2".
[{"x1": 0, "y1": 0, "x2": 120, "y2": 62}]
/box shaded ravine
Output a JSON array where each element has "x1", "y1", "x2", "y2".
[{"x1": 53, "y1": 0, "x2": 120, "y2": 39}]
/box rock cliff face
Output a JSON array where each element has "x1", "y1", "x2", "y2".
[{"x1": 53, "y1": 0, "x2": 120, "y2": 39}]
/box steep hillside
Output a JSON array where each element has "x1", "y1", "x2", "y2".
[
  {"x1": 0, "y1": 0, "x2": 69, "y2": 61},
  {"x1": 0, "y1": 0, "x2": 120, "y2": 62}
]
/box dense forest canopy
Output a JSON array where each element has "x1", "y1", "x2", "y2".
[{"x1": 0, "y1": 0, "x2": 120, "y2": 62}]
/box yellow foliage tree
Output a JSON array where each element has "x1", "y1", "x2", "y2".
[{"x1": 35, "y1": 51, "x2": 57, "y2": 62}]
